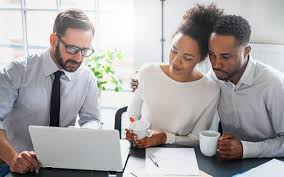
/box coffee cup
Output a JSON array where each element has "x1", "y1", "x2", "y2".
[
  {"x1": 129, "y1": 120, "x2": 150, "y2": 140},
  {"x1": 199, "y1": 130, "x2": 220, "y2": 157}
]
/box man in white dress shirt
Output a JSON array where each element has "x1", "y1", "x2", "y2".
[
  {"x1": 0, "y1": 9, "x2": 101, "y2": 174},
  {"x1": 208, "y1": 15, "x2": 284, "y2": 160}
]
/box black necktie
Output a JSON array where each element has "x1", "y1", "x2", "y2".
[{"x1": 49, "y1": 70, "x2": 64, "y2": 127}]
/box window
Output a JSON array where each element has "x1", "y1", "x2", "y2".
[{"x1": 0, "y1": 0, "x2": 135, "y2": 128}]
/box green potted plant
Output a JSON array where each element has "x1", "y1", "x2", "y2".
[{"x1": 85, "y1": 49, "x2": 124, "y2": 92}]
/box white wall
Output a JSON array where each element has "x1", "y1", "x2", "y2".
[
  {"x1": 95, "y1": 0, "x2": 134, "y2": 57},
  {"x1": 240, "y1": 0, "x2": 284, "y2": 44},
  {"x1": 133, "y1": 0, "x2": 161, "y2": 67}
]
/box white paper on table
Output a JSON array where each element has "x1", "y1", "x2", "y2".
[
  {"x1": 236, "y1": 159, "x2": 284, "y2": 177},
  {"x1": 145, "y1": 147, "x2": 200, "y2": 176}
]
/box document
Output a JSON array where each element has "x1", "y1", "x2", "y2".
[
  {"x1": 145, "y1": 147, "x2": 200, "y2": 176},
  {"x1": 234, "y1": 159, "x2": 284, "y2": 177}
]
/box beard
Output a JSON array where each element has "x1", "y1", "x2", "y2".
[
  {"x1": 213, "y1": 69, "x2": 230, "y2": 81},
  {"x1": 213, "y1": 68, "x2": 240, "y2": 82},
  {"x1": 55, "y1": 44, "x2": 82, "y2": 72}
]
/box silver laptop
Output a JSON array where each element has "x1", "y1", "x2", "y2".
[{"x1": 28, "y1": 126, "x2": 130, "y2": 172}]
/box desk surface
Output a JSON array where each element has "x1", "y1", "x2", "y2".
[
  {"x1": 7, "y1": 145, "x2": 284, "y2": 177},
  {"x1": 123, "y1": 145, "x2": 284, "y2": 177}
]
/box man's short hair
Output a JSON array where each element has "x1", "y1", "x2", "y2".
[
  {"x1": 213, "y1": 15, "x2": 251, "y2": 46},
  {"x1": 53, "y1": 9, "x2": 95, "y2": 37}
]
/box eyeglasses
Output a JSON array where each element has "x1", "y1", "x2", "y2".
[{"x1": 57, "y1": 35, "x2": 94, "y2": 57}]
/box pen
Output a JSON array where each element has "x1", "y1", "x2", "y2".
[
  {"x1": 130, "y1": 172, "x2": 138, "y2": 177},
  {"x1": 149, "y1": 154, "x2": 159, "y2": 168}
]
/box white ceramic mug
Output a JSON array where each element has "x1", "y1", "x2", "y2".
[
  {"x1": 199, "y1": 130, "x2": 220, "y2": 157},
  {"x1": 129, "y1": 120, "x2": 150, "y2": 140}
]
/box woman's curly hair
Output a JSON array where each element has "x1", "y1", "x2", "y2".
[{"x1": 176, "y1": 3, "x2": 224, "y2": 60}]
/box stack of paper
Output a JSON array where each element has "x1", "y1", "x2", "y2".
[
  {"x1": 145, "y1": 147, "x2": 200, "y2": 176},
  {"x1": 234, "y1": 159, "x2": 284, "y2": 177}
]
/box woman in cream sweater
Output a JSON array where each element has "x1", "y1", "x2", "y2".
[{"x1": 126, "y1": 4, "x2": 223, "y2": 148}]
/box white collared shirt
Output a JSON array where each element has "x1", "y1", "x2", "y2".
[
  {"x1": 0, "y1": 49, "x2": 102, "y2": 152},
  {"x1": 209, "y1": 56, "x2": 284, "y2": 158}
]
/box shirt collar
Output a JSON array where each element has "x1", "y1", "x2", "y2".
[
  {"x1": 42, "y1": 48, "x2": 73, "y2": 81},
  {"x1": 236, "y1": 55, "x2": 256, "y2": 87}
]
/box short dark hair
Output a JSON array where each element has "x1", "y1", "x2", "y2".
[
  {"x1": 175, "y1": 3, "x2": 223, "y2": 60},
  {"x1": 53, "y1": 9, "x2": 95, "y2": 37},
  {"x1": 213, "y1": 15, "x2": 251, "y2": 46}
]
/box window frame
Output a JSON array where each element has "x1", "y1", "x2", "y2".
[{"x1": 0, "y1": 0, "x2": 99, "y2": 55}]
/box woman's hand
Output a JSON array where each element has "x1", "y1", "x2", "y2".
[
  {"x1": 126, "y1": 130, "x2": 167, "y2": 148},
  {"x1": 125, "y1": 128, "x2": 136, "y2": 143}
]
